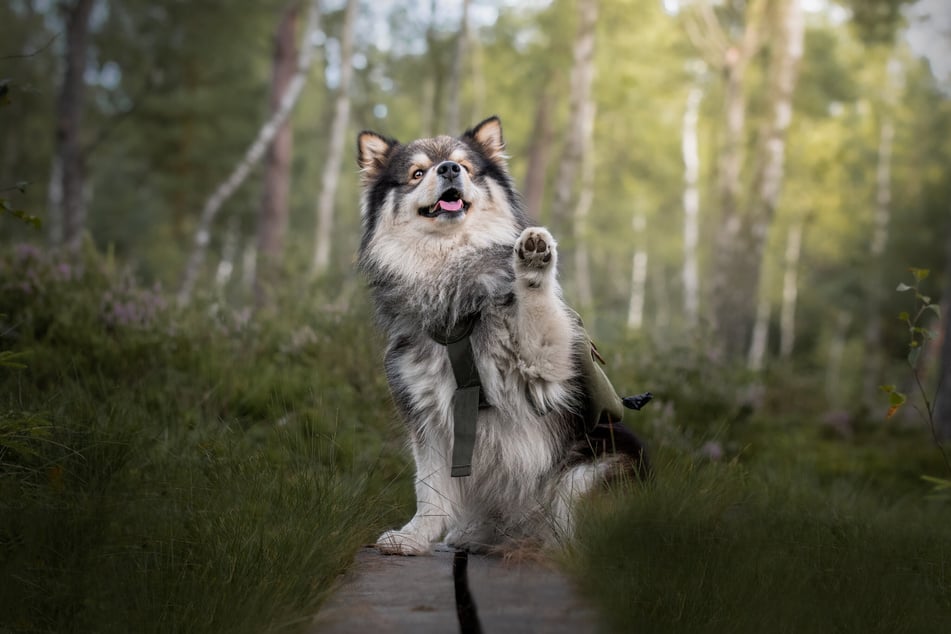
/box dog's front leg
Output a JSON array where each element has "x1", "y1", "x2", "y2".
[
  {"x1": 512, "y1": 227, "x2": 575, "y2": 412},
  {"x1": 376, "y1": 437, "x2": 454, "y2": 555}
]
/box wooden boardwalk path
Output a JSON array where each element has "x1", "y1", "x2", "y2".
[{"x1": 309, "y1": 545, "x2": 600, "y2": 633}]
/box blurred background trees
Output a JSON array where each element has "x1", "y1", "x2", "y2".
[{"x1": 1, "y1": 0, "x2": 950, "y2": 419}]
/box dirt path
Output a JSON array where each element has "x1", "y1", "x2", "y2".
[{"x1": 309, "y1": 544, "x2": 600, "y2": 633}]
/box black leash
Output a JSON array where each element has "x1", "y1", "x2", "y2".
[{"x1": 453, "y1": 550, "x2": 483, "y2": 634}]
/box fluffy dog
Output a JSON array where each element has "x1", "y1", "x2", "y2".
[{"x1": 357, "y1": 116, "x2": 648, "y2": 555}]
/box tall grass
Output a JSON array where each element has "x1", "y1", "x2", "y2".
[
  {"x1": 0, "y1": 244, "x2": 410, "y2": 633},
  {"x1": 566, "y1": 448, "x2": 951, "y2": 633},
  {"x1": 5, "y1": 243, "x2": 950, "y2": 633}
]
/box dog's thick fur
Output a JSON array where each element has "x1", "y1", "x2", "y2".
[{"x1": 357, "y1": 116, "x2": 646, "y2": 555}]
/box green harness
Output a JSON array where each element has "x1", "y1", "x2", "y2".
[
  {"x1": 429, "y1": 311, "x2": 628, "y2": 478},
  {"x1": 429, "y1": 315, "x2": 488, "y2": 477}
]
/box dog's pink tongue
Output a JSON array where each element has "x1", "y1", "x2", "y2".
[{"x1": 438, "y1": 199, "x2": 464, "y2": 212}]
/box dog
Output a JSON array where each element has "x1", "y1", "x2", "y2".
[{"x1": 356, "y1": 116, "x2": 649, "y2": 555}]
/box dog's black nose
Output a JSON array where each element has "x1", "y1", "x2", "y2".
[{"x1": 436, "y1": 161, "x2": 462, "y2": 180}]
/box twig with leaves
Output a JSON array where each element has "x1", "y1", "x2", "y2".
[
  {"x1": 880, "y1": 267, "x2": 951, "y2": 480},
  {"x1": 0, "y1": 181, "x2": 41, "y2": 230}
]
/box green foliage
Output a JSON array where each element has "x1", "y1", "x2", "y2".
[
  {"x1": 896, "y1": 267, "x2": 942, "y2": 366},
  {"x1": 879, "y1": 267, "x2": 951, "y2": 483},
  {"x1": 880, "y1": 269, "x2": 941, "y2": 413},
  {"x1": 0, "y1": 244, "x2": 406, "y2": 633},
  {"x1": 843, "y1": 0, "x2": 916, "y2": 45},
  {"x1": 922, "y1": 475, "x2": 951, "y2": 502}
]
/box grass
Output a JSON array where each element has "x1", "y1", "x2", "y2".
[
  {"x1": 4, "y1": 243, "x2": 950, "y2": 633},
  {"x1": 0, "y1": 245, "x2": 413, "y2": 633},
  {"x1": 566, "y1": 447, "x2": 951, "y2": 633}
]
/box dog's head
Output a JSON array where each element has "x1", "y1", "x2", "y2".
[{"x1": 356, "y1": 117, "x2": 527, "y2": 270}]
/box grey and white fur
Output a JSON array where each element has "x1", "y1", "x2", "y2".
[{"x1": 356, "y1": 116, "x2": 646, "y2": 555}]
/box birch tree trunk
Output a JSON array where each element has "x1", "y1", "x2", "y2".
[
  {"x1": 550, "y1": 0, "x2": 598, "y2": 241},
  {"x1": 627, "y1": 211, "x2": 648, "y2": 331},
  {"x1": 522, "y1": 89, "x2": 553, "y2": 221},
  {"x1": 445, "y1": 0, "x2": 470, "y2": 134},
  {"x1": 573, "y1": 100, "x2": 596, "y2": 315},
  {"x1": 747, "y1": 0, "x2": 805, "y2": 246},
  {"x1": 862, "y1": 115, "x2": 894, "y2": 406},
  {"x1": 54, "y1": 0, "x2": 94, "y2": 249},
  {"x1": 421, "y1": 0, "x2": 439, "y2": 137},
  {"x1": 469, "y1": 25, "x2": 486, "y2": 127},
  {"x1": 215, "y1": 216, "x2": 240, "y2": 291},
  {"x1": 700, "y1": 0, "x2": 766, "y2": 357},
  {"x1": 743, "y1": 0, "x2": 804, "y2": 366},
  {"x1": 178, "y1": 0, "x2": 321, "y2": 306},
  {"x1": 255, "y1": 2, "x2": 300, "y2": 305},
  {"x1": 312, "y1": 0, "x2": 358, "y2": 276},
  {"x1": 779, "y1": 219, "x2": 804, "y2": 358},
  {"x1": 748, "y1": 294, "x2": 770, "y2": 372},
  {"x1": 681, "y1": 82, "x2": 703, "y2": 328}
]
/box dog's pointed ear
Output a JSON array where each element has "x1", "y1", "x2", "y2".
[
  {"x1": 357, "y1": 131, "x2": 398, "y2": 182},
  {"x1": 463, "y1": 116, "x2": 507, "y2": 166}
]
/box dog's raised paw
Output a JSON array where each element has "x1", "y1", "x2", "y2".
[{"x1": 516, "y1": 227, "x2": 556, "y2": 270}]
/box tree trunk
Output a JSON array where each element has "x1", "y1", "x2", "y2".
[
  {"x1": 469, "y1": 25, "x2": 486, "y2": 127},
  {"x1": 705, "y1": 0, "x2": 763, "y2": 357},
  {"x1": 627, "y1": 211, "x2": 648, "y2": 331},
  {"x1": 573, "y1": 100, "x2": 596, "y2": 315},
  {"x1": 550, "y1": 0, "x2": 598, "y2": 241},
  {"x1": 215, "y1": 215, "x2": 240, "y2": 291},
  {"x1": 748, "y1": 0, "x2": 805, "y2": 225},
  {"x1": 825, "y1": 310, "x2": 853, "y2": 405},
  {"x1": 522, "y1": 89, "x2": 553, "y2": 221},
  {"x1": 651, "y1": 265, "x2": 671, "y2": 333},
  {"x1": 748, "y1": 294, "x2": 770, "y2": 372},
  {"x1": 241, "y1": 240, "x2": 257, "y2": 294},
  {"x1": 312, "y1": 0, "x2": 358, "y2": 276},
  {"x1": 862, "y1": 115, "x2": 894, "y2": 406},
  {"x1": 54, "y1": 0, "x2": 94, "y2": 249},
  {"x1": 178, "y1": 0, "x2": 321, "y2": 306},
  {"x1": 681, "y1": 82, "x2": 703, "y2": 329},
  {"x1": 445, "y1": 0, "x2": 470, "y2": 134},
  {"x1": 46, "y1": 155, "x2": 63, "y2": 243},
  {"x1": 779, "y1": 219, "x2": 804, "y2": 358},
  {"x1": 255, "y1": 2, "x2": 300, "y2": 306},
  {"x1": 744, "y1": 0, "x2": 805, "y2": 368},
  {"x1": 933, "y1": 221, "x2": 951, "y2": 441},
  {"x1": 421, "y1": 0, "x2": 439, "y2": 137},
  {"x1": 713, "y1": 0, "x2": 805, "y2": 356}
]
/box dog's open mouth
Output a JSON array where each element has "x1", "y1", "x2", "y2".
[{"x1": 419, "y1": 188, "x2": 470, "y2": 218}]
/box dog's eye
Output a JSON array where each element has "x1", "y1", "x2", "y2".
[{"x1": 411, "y1": 169, "x2": 424, "y2": 180}]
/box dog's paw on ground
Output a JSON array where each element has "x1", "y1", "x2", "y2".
[
  {"x1": 375, "y1": 529, "x2": 431, "y2": 556},
  {"x1": 446, "y1": 527, "x2": 494, "y2": 554},
  {"x1": 516, "y1": 227, "x2": 556, "y2": 270}
]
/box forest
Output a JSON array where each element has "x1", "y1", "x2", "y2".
[{"x1": 1, "y1": 0, "x2": 950, "y2": 632}]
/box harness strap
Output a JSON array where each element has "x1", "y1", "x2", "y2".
[{"x1": 430, "y1": 315, "x2": 486, "y2": 478}]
